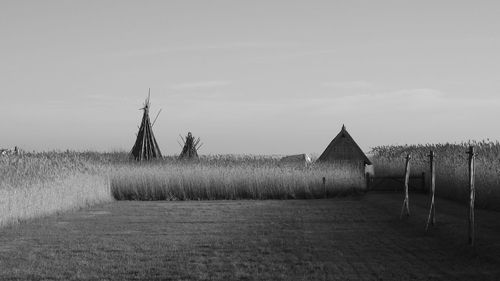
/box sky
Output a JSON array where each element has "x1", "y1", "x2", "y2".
[{"x1": 1, "y1": 0, "x2": 499, "y2": 155}]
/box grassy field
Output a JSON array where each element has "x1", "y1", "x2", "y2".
[
  {"x1": 1, "y1": 149, "x2": 500, "y2": 279},
  {"x1": 370, "y1": 141, "x2": 500, "y2": 210},
  {"x1": 1, "y1": 195, "x2": 499, "y2": 280}
]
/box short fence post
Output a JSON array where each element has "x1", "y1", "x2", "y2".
[
  {"x1": 421, "y1": 172, "x2": 426, "y2": 192},
  {"x1": 426, "y1": 151, "x2": 436, "y2": 231},
  {"x1": 400, "y1": 154, "x2": 411, "y2": 218},
  {"x1": 467, "y1": 146, "x2": 476, "y2": 246},
  {"x1": 322, "y1": 177, "x2": 326, "y2": 198}
]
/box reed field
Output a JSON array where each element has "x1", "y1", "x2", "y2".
[
  {"x1": 0, "y1": 152, "x2": 366, "y2": 226},
  {"x1": 370, "y1": 140, "x2": 500, "y2": 210},
  {"x1": 0, "y1": 152, "x2": 113, "y2": 226},
  {"x1": 110, "y1": 160, "x2": 366, "y2": 201},
  {"x1": 2, "y1": 141, "x2": 500, "y2": 228}
]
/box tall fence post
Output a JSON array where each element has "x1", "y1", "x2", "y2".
[
  {"x1": 426, "y1": 150, "x2": 436, "y2": 231},
  {"x1": 467, "y1": 146, "x2": 476, "y2": 246},
  {"x1": 400, "y1": 154, "x2": 411, "y2": 218}
]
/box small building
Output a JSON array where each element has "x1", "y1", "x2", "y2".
[
  {"x1": 280, "y1": 153, "x2": 312, "y2": 167},
  {"x1": 317, "y1": 125, "x2": 372, "y2": 172}
]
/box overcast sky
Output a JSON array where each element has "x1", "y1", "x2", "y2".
[{"x1": 1, "y1": 1, "x2": 499, "y2": 155}]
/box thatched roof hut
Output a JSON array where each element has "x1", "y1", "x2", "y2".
[{"x1": 317, "y1": 125, "x2": 371, "y2": 165}]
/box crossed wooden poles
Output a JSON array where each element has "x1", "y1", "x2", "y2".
[{"x1": 399, "y1": 146, "x2": 476, "y2": 246}]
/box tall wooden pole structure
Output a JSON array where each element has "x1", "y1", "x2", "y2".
[
  {"x1": 400, "y1": 154, "x2": 411, "y2": 218},
  {"x1": 426, "y1": 150, "x2": 436, "y2": 231},
  {"x1": 130, "y1": 89, "x2": 163, "y2": 161},
  {"x1": 467, "y1": 146, "x2": 476, "y2": 246}
]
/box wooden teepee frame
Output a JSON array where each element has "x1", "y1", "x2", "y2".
[
  {"x1": 178, "y1": 132, "x2": 202, "y2": 160},
  {"x1": 130, "y1": 90, "x2": 162, "y2": 161}
]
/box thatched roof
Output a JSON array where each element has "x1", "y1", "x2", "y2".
[{"x1": 317, "y1": 125, "x2": 371, "y2": 165}]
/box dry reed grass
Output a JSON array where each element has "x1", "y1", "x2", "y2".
[
  {"x1": 0, "y1": 152, "x2": 113, "y2": 226},
  {"x1": 0, "y1": 152, "x2": 367, "y2": 226},
  {"x1": 110, "y1": 159, "x2": 366, "y2": 201},
  {"x1": 370, "y1": 141, "x2": 500, "y2": 210}
]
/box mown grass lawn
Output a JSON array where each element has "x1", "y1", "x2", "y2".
[{"x1": 1, "y1": 195, "x2": 500, "y2": 280}]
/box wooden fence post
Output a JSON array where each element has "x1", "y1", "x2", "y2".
[
  {"x1": 400, "y1": 154, "x2": 411, "y2": 218},
  {"x1": 421, "y1": 172, "x2": 426, "y2": 192},
  {"x1": 322, "y1": 177, "x2": 326, "y2": 198},
  {"x1": 467, "y1": 146, "x2": 476, "y2": 246},
  {"x1": 426, "y1": 151, "x2": 436, "y2": 231}
]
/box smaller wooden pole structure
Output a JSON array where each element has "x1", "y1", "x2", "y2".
[
  {"x1": 178, "y1": 132, "x2": 202, "y2": 160},
  {"x1": 400, "y1": 154, "x2": 411, "y2": 218},
  {"x1": 467, "y1": 146, "x2": 476, "y2": 246},
  {"x1": 426, "y1": 151, "x2": 436, "y2": 231}
]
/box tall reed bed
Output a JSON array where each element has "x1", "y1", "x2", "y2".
[
  {"x1": 110, "y1": 160, "x2": 366, "y2": 200},
  {"x1": 0, "y1": 152, "x2": 367, "y2": 225},
  {"x1": 370, "y1": 141, "x2": 500, "y2": 210},
  {"x1": 0, "y1": 152, "x2": 113, "y2": 226}
]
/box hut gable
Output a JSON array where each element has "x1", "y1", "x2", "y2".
[{"x1": 317, "y1": 125, "x2": 371, "y2": 165}]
